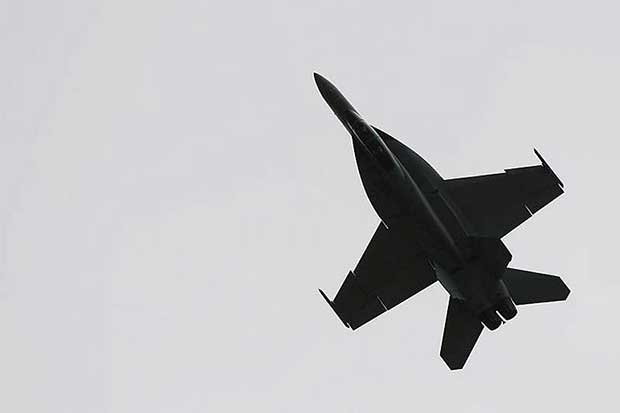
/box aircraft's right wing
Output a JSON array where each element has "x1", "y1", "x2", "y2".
[
  {"x1": 320, "y1": 222, "x2": 437, "y2": 330},
  {"x1": 443, "y1": 150, "x2": 564, "y2": 238}
]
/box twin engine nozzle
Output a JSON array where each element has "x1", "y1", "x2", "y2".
[{"x1": 480, "y1": 297, "x2": 518, "y2": 330}]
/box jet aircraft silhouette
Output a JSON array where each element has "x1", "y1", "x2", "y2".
[{"x1": 315, "y1": 73, "x2": 570, "y2": 370}]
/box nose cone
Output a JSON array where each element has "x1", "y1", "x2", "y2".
[
  {"x1": 313, "y1": 72, "x2": 334, "y2": 100},
  {"x1": 313, "y1": 72, "x2": 358, "y2": 120},
  {"x1": 313, "y1": 72, "x2": 326, "y2": 85}
]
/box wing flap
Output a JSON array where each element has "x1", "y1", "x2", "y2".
[{"x1": 347, "y1": 295, "x2": 387, "y2": 330}]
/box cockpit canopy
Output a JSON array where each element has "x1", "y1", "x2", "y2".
[{"x1": 348, "y1": 116, "x2": 396, "y2": 171}]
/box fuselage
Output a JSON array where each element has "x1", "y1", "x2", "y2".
[{"x1": 314, "y1": 73, "x2": 517, "y2": 329}]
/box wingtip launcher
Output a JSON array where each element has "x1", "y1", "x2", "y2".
[
  {"x1": 318, "y1": 289, "x2": 350, "y2": 328},
  {"x1": 534, "y1": 148, "x2": 564, "y2": 188}
]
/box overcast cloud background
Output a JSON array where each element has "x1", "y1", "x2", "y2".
[{"x1": 1, "y1": 1, "x2": 619, "y2": 411}]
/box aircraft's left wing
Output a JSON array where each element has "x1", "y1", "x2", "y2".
[
  {"x1": 320, "y1": 222, "x2": 437, "y2": 330},
  {"x1": 443, "y1": 150, "x2": 564, "y2": 238}
]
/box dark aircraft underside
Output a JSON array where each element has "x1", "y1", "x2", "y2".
[{"x1": 315, "y1": 73, "x2": 570, "y2": 370}]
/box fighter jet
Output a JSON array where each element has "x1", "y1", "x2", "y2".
[{"x1": 314, "y1": 73, "x2": 570, "y2": 370}]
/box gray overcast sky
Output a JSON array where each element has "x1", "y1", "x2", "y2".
[{"x1": 1, "y1": 0, "x2": 619, "y2": 411}]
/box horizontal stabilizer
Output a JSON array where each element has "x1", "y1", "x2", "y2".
[
  {"x1": 440, "y1": 297, "x2": 483, "y2": 370},
  {"x1": 503, "y1": 268, "x2": 570, "y2": 305}
]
